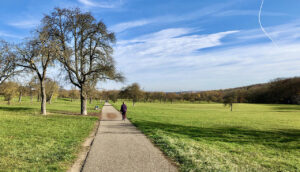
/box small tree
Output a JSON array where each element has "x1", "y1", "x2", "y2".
[
  {"x1": 0, "y1": 81, "x2": 19, "y2": 104},
  {"x1": 69, "y1": 87, "x2": 80, "y2": 102},
  {"x1": 17, "y1": 85, "x2": 27, "y2": 103},
  {"x1": 120, "y1": 83, "x2": 143, "y2": 106},
  {"x1": 27, "y1": 77, "x2": 39, "y2": 103},
  {"x1": 166, "y1": 92, "x2": 177, "y2": 104},
  {"x1": 58, "y1": 87, "x2": 69, "y2": 98},
  {"x1": 108, "y1": 90, "x2": 119, "y2": 103},
  {"x1": 86, "y1": 82, "x2": 97, "y2": 104},
  {"x1": 223, "y1": 91, "x2": 237, "y2": 111},
  {"x1": 45, "y1": 78, "x2": 59, "y2": 104},
  {"x1": 0, "y1": 40, "x2": 18, "y2": 85}
]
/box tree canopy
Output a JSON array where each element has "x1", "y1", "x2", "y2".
[{"x1": 41, "y1": 8, "x2": 124, "y2": 115}]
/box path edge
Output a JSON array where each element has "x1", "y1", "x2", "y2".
[{"x1": 67, "y1": 112, "x2": 102, "y2": 172}]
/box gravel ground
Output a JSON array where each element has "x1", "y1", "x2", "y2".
[{"x1": 82, "y1": 103, "x2": 177, "y2": 172}]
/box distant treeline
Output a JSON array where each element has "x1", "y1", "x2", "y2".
[
  {"x1": 1, "y1": 77, "x2": 299, "y2": 105},
  {"x1": 115, "y1": 77, "x2": 300, "y2": 105}
]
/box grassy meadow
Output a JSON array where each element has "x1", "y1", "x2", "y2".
[
  {"x1": 0, "y1": 97, "x2": 102, "y2": 171},
  {"x1": 113, "y1": 101, "x2": 300, "y2": 172}
]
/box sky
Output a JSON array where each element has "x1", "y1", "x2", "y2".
[{"x1": 1, "y1": 0, "x2": 300, "y2": 91}]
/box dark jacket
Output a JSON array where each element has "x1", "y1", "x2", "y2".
[{"x1": 120, "y1": 104, "x2": 127, "y2": 114}]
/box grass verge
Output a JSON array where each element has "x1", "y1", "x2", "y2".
[
  {"x1": 113, "y1": 101, "x2": 300, "y2": 172},
  {"x1": 0, "y1": 97, "x2": 102, "y2": 171}
]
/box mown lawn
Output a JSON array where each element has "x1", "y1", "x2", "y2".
[
  {"x1": 113, "y1": 101, "x2": 300, "y2": 172},
  {"x1": 0, "y1": 97, "x2": 102, "y2": 171}
]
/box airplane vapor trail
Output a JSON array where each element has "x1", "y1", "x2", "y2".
[{"x1": 258, "y1": 0, "x2": 278, "y2": 47}]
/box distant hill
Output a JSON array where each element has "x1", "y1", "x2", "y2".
[{"x1": 172, "y1": 77, "x2": 300, "y2": 104}]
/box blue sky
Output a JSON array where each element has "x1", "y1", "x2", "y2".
[{"x1": 1, "y1": 0, "x2": 300, "y2": 91}]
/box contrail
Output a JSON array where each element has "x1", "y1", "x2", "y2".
[{"x1": 259, "y1": 0, "x2": 278, "y2": 47}]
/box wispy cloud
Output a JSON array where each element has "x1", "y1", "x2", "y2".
[
  {"x1": 0, "y1": 31, "x2": 22, "y2": 39},
  {"x1": 78, "y1": 0, "x2": 122, "y2": 8},
  {"x1": 8, "y1": 20, "x2": 39, "y2": 29},
  {"x1": 236, "y1": 20, "x2": 300, "y2": 43},
  {"x1": 115, "y1": 28, "x2": 238, "y2": 74},
  {"x1": 214, "y1": 10, "x2": 287, "y2": 17},
  {"x1": 112, "y1": 21, "x2": 300, "y2": 91},
  {"x1": 109, "y1": 2, "x2": 234, "y2": 33},
  {"x1": 110, "y1": 20, "x2": 153, "y2": 33}
]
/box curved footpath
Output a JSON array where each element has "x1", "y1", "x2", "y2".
[{"x1": 82, "y1": 103, "x2": 177, "y2": 172}]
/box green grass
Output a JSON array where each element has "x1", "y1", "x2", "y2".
[
  {"x1": 0, "y1": 97, "x2": 102, "y2": 171},
  {"x1": 113, "y1": 101, "x2": 300, "y2": 172}
]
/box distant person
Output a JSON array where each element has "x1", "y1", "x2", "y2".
[{"x1": 120, "y1": 102, "x2": 127, "y2": 121}]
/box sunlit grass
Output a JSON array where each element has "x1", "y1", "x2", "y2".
[
  {"x1": 0, "y1": 97, "x2": 101, "y2": 171},
  {"x1": 113, "y1": 101, "x2": 300, "y2": 172}
]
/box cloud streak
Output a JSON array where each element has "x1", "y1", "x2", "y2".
[
  {"x1": 0, "y1": 31, "x2": 22, "y2": 39},
  {"x1": 109, "y1": 2, "x2": 234, "y2": 33},
  {"x1": 110, "y1": 20, "x2": 153, "y2": 33},
  {"x1": 78, "y1": 0, "x2": 122, "y2": 8},
  {"x1": 8, "y1": 20, "x2": 39, "y2": 29}
]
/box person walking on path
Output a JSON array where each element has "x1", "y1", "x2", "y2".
[{"x1": 120, "y1": 102, "x2": 127, "y2": 121}]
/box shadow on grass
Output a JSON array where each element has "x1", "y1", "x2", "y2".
[
  {"x1": 273, "y1": 106, "x2": 300, "y2": 111},
  {"x1": 0, "y1": 106, "x2": 35, "y2": 112},
  {"x1": 264, "y1": 104, "x2": 300, "y2": 111},
  {"x1": 49, "y1": 109, "x2": 101, "y2": 117},
  {"x1": 133, "y1": 120, "x2": 300, "y2": 150}
]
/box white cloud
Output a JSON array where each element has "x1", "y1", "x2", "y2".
[
  {"x1": 115, "y1": 28, "x2": 238, "y2": 63},
  {"x1": 78, "y1": 0, "x2": 122, "y2": 8},
  {"x1": 8, "y1": 20, "x2": 39, "y2": 29},
  {"x1": 108, "y1": 22, "x2": 300, "y2": 91},
  {"x1": 214, "y1": 10, "x2": 287, "y2": 17},
  {"x1": 108, "y1": 2, "x2": 233, "y2": 33},
  {"x1": 0, "y1": 31, "x2": 22, "y2": 39},
  {"x1": 110, "y1": 20, "x2": 153, "y2": 33},
  {"x1": 236, "y1": 20, "x2": 300, "y2": 44}
]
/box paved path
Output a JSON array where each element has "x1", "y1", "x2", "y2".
[{"x1": 82, "y1": 103, "x2": 177, "y2": 172}]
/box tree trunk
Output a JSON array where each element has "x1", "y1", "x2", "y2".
[
  {"x1": 89, "y1": 98, "x2": 92, "y2": 104},
  {"x1": 80, "y1": 89, "x2": 87, "y2": 115},
  {"x1": 40, "y1": 82, "x2": 47, "y2": 115},
  {"x1": 30, "y1": 91, "x2": 33, "y2": 103},
  {"x1": 230, "y1": 104, "x2": 233, "y2": 111},
  {"x1": 18, "y1": 92, "x2": 22, "y2": 102},
  {"x1": 37, "y1": 93, "x2": 40, "y2": 102},
  {"x1": 49, "y1": 93, "x2": 53, "y2": 104}
]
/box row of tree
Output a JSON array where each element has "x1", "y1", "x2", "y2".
[
  {"x1": 0, "y1": 8, "x2": 123, "y2": 115},
  {"x1": 0, "y1": 78, "x2": 59, "y2": 105},
  {"x1": 119, "y1": 77, "x2": 300, "y2": 105},
  {"x1": 57, "y1": 77, "x2": 300, "y2": 110},
  {"x1": 2, "y1": 77, "x2": 298, "y2": 112}
]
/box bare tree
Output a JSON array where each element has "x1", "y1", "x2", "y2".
[
  {"x1": 0, "y1": 40, "x2": 18, "y2": 85},
  {"x1": 42, "y1": 8, "x2": 123, "y2": 115},
  {"x1": 17, "y1": 31, "x2": 59, "y2": 115}
]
